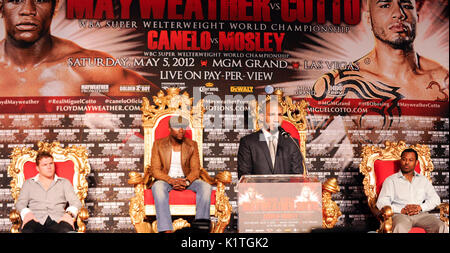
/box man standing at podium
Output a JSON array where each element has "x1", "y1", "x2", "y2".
[{"x1": 237, "y1": 99, "x2": 305, "y2": 179}]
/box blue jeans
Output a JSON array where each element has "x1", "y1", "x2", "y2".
[{"x1": 151, "y1": 179, "x2": 212, "y2": 232}]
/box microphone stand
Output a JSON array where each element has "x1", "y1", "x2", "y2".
[{"x1": 279, "y1": 127, "x2": 308, "y2": 176}]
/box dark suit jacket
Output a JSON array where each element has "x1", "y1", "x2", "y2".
[
  {"x1": 237, "y1": 128, "x2": 304, "y2": 179},
  {"x1": 150, "y1": 136, "x2": 201, "y2": 185}
]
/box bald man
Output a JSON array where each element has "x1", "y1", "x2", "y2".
[{"x1": 237, "y1": 101, "x2": 305, "y2": 178}]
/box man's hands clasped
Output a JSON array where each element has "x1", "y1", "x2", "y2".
[
  {"x1": 401, "y1": 204, "x2": 422, "y2": 216},
  {"x1": 168, "y1": 178, "x2": 189, "y2": 191}
]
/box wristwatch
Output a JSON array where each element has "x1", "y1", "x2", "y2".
[{"x1": 185, "y1": 179, "x2": 190, "y2": 186}]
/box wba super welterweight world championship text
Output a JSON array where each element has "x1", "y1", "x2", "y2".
[{"x1": 67, "y1": 0, "x2": 361, "y2": 52}]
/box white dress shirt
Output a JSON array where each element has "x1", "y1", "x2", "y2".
[
  {"x1": 376, "y1": 171, "x2": 441, "y2": 213},
  {"x1": 261, "y1": 128, "x2": 278, "y2": 151}
]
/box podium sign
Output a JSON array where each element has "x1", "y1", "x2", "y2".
[{"x1": 238, "y1": 175, "x2": 322, "y2": 233}]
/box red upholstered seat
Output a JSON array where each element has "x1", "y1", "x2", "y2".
[
  {"x1": 409, "y1": 227, "x2": 426, "y2": 233},
  {"x1": 374, "y1": 159, "x2": 424, "y2": 233},
  {"x1": 23, "y1": 161, "x2": 75, "y2": 185},
  {"x1": 144, "y1": 189, "x2": 216, "y2": 205}
]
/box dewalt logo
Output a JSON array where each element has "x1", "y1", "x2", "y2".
[{"x1": 230, "y1": 86, "x2": 254, "y2": 93}]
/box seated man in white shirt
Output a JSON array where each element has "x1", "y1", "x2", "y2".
[
  {"x1": 149, "y1": 115, "x2": 212, "y2": 233},
  {"x1": 376, "y1": 148, "x2": 448, "y2": 233},
  {"x1": 16, "y1": 152, "x2": 81, "y2": 233}
]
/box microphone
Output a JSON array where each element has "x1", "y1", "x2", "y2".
[
  {"x1": 279, "y1": 127, "x2": 299, "y2": 149},
  {"x1": 280, "y1": 128, "x2": 290, "y2": 139},
  {"x1": 278, "y1": 127, "x2": 308, "y2": 176}
]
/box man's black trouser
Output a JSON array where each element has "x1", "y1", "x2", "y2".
[{"x1": 22, "y1": 216, "x2": 74, "y2": 233}]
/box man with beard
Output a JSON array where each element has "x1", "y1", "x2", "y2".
[
  {"x1": 148, "y1": 115, "x2": 212, "y2": 233},
  {"x1": 0, "y1": 0, "x2": 156, "y2": 96},
  {"x1": 313, "y1": 0, "x2": 449, "y2": 121},
  {"x1": 376, "y1": 149, "x2": 448, "y2": 233}
]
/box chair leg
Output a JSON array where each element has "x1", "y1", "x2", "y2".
[
  {"x1": 151, "y1": 220, "x2": 158, "y2": 233},
  {"x1": 9, "y1": 209, "x2": 22, "y2": 233},
  {"x1": 439, "y1": 203, "x2": 449, "y2": 226},
  {"x1": 76, "y1": 206, "x2": 89, "y2": 233},
  {"x1": 212, "y1": 182, "x2": 232, "y2": 233},
  {"x1": 151, "y1": 219, "x2": 191, "y2": 232},
  {"x1": 128, "y1": 173, "x2": 151, "y2": 233},
  {"x1": 134, "y1": 221, "x2": 152, "y2": 233},
  {"x1": 321, "y1": 178, "x2": 342, "y2": 229},
  {"x1": 173, "y1": 218, "x2": 191, "y2": 231}
]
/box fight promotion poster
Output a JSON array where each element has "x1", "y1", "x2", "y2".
[
  {"x1": 238, "y1": 179, "x2": 322, "y2": 233},
  {"x1": 0, "y1": 0, "x2": 448, "y2": 232}
]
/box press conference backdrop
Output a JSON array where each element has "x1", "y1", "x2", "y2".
[{"x1": 0, "y1": 0, "x2": 448, "y2": 232}]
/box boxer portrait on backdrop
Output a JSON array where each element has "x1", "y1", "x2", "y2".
[
  {"x1": 312, "y1": 0, "x2": 449, "y2": 128},
  {"x1": 237, "y1": 99, "x2": 305, "y2": 178},
  {"x1": 0, "y1": 0, "x2": 156, "y2": 97}
]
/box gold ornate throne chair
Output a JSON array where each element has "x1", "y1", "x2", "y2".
[
  {"x1": 128, "y1": 88, "x2": 232, "y2": 233},
  {"x1": 8, "y1": 141, "x2": 91, "y2": 233},
  {"x1": 251, "y1": 90, "x2": 342, "y2": 229},
  {"x1": 360, "y1": 141, "x2": 449, "y2": 233}
]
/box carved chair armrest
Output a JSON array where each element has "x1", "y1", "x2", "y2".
[
  {"x1": 76, "y1": 206, "x2": 90, "y2": 233},
  {"x1": 209, "y1": 170, "x2": 232, "y2": 233},
  {"x1": 200, "y1": 168, "x2": 215, "y2": 185},
  {"x1": 129, "y1": 171, "x2": 145, "y2": 186},
  {"x1": 214, "y1": 171, "x2": 232, "y2": 185},
  {"x1": 200, "y1": 169, "x2": 232, "y2": 186},
  {"x1": 438, "y1": 203, "x2": 449, "y2": 226},
  {"x1": 380, "y1": 206, "x2": 394, "y2": 220},
  {"x1": 321, "y1": 177, "x2": 342, "y2": 229},
  {"x1": 9, "y1": 209, "x2": 22, "y2": 233},
  {"x1": 377, "y1": 206, "x2": 394, "y2": 233},
  {"x1": 371, "y1": 206, "x2": 383, "y2": 221},
  {"x1": 141, "y1": 164, "x2": 155, "y2": 189}
]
